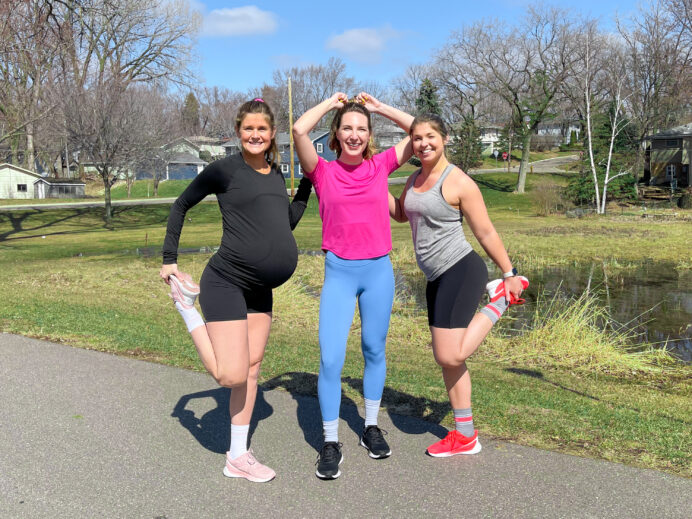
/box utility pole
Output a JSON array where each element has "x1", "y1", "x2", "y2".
[{"x1": 288, "y1": 77, "x2": 295, "y2": 196}]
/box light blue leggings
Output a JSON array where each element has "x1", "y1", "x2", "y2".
[{"x1": 318, "y1": 251, "x2": 395, "y2": 422}]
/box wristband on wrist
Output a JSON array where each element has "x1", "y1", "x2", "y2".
[{"x1": 503, "y1": 267, "x2": 518, "y2": 279}]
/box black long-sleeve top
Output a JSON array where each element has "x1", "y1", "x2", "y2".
[{"x1": 163, "y1": 153, "x2": 312, "y2": 290}]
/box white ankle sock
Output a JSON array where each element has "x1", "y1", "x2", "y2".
[
  {"x1": 364, "y1": 398, "x2": 381, "y2": 427},
  {"x1": 175, "y1": 302, "x2": 205, "y2": 332},
  {"x1": 323, "y1": 419, "x2": 339, "y2": 443},
  {"x1": 229, "y1": 424, "x2": 249, "y2": 459}
]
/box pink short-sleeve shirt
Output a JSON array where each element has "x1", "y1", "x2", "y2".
[{"x1": 305, "y1": 147, "x2": 400, "y2": 260}]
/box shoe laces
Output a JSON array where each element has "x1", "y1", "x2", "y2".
[
  {"x1": 316, "y1": 442, "x2": 342, "y2": 466},
  {"x1": 363, "y1": 425, "x2": 388, "y2": 445}
]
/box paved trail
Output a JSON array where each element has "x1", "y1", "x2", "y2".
[{"x1": 1, "y1": 334, "x2": 689, "y2": 518}]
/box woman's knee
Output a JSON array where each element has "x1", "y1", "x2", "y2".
[
  {"x1": 433, "y1": 349, "x2": 466, "y2": 369},
  {"x1": 215, "y1": 366, "x2": 249, "y2": 388}
]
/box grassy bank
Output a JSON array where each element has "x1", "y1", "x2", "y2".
[{"x1": 1, "y1": 175, "x2": 690, "y2": 477}]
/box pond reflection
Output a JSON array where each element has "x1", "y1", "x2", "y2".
[{"x1": 398, "y1": 260, "x2": 692, "y2": 363}]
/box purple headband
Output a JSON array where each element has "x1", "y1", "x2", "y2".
[{"x1": 253, "y1": 98, "x2": 264, "y2": 103}]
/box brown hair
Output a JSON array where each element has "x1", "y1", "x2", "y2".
[
  {"x1": 235, "y1": 99, "x2": 280, "y2": 167},
  {"x1": 410, "y1": 113, "x2": 449, "y2": 140},
  {"x1": 328, "y1": 102, "x2": 376, "y2": 160}
]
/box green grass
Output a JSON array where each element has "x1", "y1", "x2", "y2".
[{"x1": 1, "y1": 175, "x2": 690, "y2": 477}]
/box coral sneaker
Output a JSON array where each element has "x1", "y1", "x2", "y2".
[
  {"x1": 169, "y1": 273, "x2": 200, "y2": 309},
  {"x1": 426, "y1": 430, "x2": 482, "y2": 457},
  {"x1": 486, "y1": 276, "x2": 530, "y2": 305},
  {"x1": 223, "y1": 450, "x2": 276, "y2": 483}
]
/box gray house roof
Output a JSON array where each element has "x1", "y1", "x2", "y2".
[
  {"x1": 648, "y1": 123, "x2": 692, "y2": 139},
  {"x1": 168, "y1": 152, "x2": 208, "y2": 165},
  {"x1": 34, "y1": 177, "x2": 85, "y2": 185}
]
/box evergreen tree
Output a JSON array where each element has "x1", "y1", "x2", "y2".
[
  {"x1": 448, "y1": 116, "x2": 483, "y2": 172},
  {"x1": 415, "y1": 78, "x2": 442, "y2": 115},
  {"x1": 181, "y1": 92, "x2": 200, "y2": 135}
]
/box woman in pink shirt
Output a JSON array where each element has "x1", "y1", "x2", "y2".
[{"x1": 293, "y1": 92, "x2": 413, "y2": 479}]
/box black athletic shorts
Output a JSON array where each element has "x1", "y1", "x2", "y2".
[
  {"x1": 425, "y1": 251, "x2": 488, "y2": 329},
  {"x1": 198, "y1": 264, "x2": 272, "y2": 322}
]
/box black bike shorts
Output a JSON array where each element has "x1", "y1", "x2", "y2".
[
  {"x1": 199, "y1": 264, "x2": 272, "y2": 322},
  {"x1": 425, "y1": 251, "x2": 488, "y2": 329}
]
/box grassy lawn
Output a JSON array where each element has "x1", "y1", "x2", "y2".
[{"x1": 1, "y1": 174, "x2": 690, "y2": 477}]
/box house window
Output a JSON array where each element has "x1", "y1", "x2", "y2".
[
  {"x1": 281, "y1": 164, "x2": 289, "y2": 174},
  {"x1": 316, "y1": 143, "x2": 323, "y2": 153},
  {"x1": 665, "y1": 164, "x2": 676, "y2": 179},
  {"x1": 665, "y1": 139, "x2": 679, "y2": 148},
  {"x1": 17, "y1": 184, "x2": 27, "y2": 192}
]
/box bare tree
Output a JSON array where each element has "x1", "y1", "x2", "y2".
[
  {"x1": 446, "y1": 5, "x2": 579, "y2": 192},
  {"x1": 391, "y1": 64, "x2": 434, "y2": 116},
  {"x1": 263, "y1": 58, "x2": 356, "y2": 131},
  {"x1": 617, "y1": 0, "x2": 692, "y2": 179},
  {"x1": 196, "y1": 86, "x2": 246, "y2": 139},
  {"x1": 0, "y1": 0, "x2": 60, "y2": 167},
  {"x1": 50, "y1": 0, "x2": 200, "y2": 222}
]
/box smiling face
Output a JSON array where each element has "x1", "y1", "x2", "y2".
[
  {"x1": 236, "y1": 113, "x2": 276, "y2": 157},
  {"x1": 335, "y1": 111, "x2": 371, "y2": 163},
  {"x1": 411, "y1": 122, "x2": 447, "y2": 165}
]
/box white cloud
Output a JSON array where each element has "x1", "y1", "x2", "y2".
[
  {"x1": 326, "y1": 26, "x2": 401, "y2": 63},
  {"x1": 202, "y1": 5, "x2": 278, "y2": 37}
]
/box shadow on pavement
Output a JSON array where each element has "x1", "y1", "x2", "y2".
[
  {"x1": 170, "y1": 387, "x2": 274, "y2": 454},
  {"x1": 171, "y1": 371, "x2": 452, "y2": 455}
]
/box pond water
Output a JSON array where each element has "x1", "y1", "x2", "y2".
[
  {"x1": 134, "y1": 246, "x2": 691, "y2": 362},
  {"x1": 400, "y1": 260, "x2": 692, "y2": 363}
]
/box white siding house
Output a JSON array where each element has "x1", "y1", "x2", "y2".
[{"x1": 0, "y1": 163, "x2": 42, "y2": 199}]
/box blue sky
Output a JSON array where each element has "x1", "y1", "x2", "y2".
[{"x1": 190, "y1": 0, "x2": 640, "y2": 93}]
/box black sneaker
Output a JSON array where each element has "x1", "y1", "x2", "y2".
[
  {"x1": 360, "y1": 425, "x2": 392, "y2": 459},
  {"x1": 315, "y1": 442, "x2": 343, "y2": 480}
]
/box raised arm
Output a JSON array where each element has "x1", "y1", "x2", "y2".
[
  {"x1": 356, "y1": 92, "x2": 413, "y2": 165},
  {"x1": 293, "y1": 92, "x2": 347, "y2": 174}
]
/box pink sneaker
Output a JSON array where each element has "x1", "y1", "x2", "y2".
[
  {"x1": 223, "y1": 450, "x2": 276, "y2": 483},
  {"x1": 169, "y1": 273, "x2": 200, "y2": 309},
  {"x1": 426, "y1": 430, "x2": 482, "y2": 457},
  {"x1": 486, "y1": 276, "x2": 529, "y2": 305}
]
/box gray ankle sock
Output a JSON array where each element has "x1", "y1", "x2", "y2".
[
  {"x1": 480, "y1": 297, "x2": 509, "y2": 325},
  {"x1": 454, "y1": 408, "x2": 474, "y2": 437}
]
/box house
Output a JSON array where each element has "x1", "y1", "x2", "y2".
[
  {"x1": 0, "y1": 163, "x2": 41, "y2": 199},
  {"x1": 0, "y1": 163, "x2": 85, "y2": 199},
  {"x1": 222, "y1": 131, "x2": 336, "y2": 178},
  {"x1": 187, "y1": 136, "x2": 226, "y2": 159},
  {"x1": 135, "y1": 138, "x2": 209, "y2": 181},
  {"x1": 479, "y1": 124, "x2": 502, "y2": 153},
  {"x1": 374, "y1": 123, "x2": 408, "y2": 150},
  {"x1": 535, "y1": 120, "x2": 581, "y2": 146},
  {"x1": 33, "y1": 177, "x2": 86, "y2": 198},
  {"x1": 645, "y1": 123, "x2": 692, "y2": 188}
]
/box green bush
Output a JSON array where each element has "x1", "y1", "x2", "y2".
[{"x1": 566, "y1": 172, "x2": 637, "y2": 206}]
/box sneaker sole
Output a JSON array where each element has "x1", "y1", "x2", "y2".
[
  {"x1": 315, "y1": 454, "x2": 344, "y2": 480},
  {"x1": 223, "y1": 465, "x2": 275, "y2": 483},
  {"x1": 426, "y1": 440, "x2": 482, "y2": 458},
  {"x1": 359, "y1": 438, "x2": 392, "y2": 459}
]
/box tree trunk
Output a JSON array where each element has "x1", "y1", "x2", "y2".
[
  {"x1": 102, "y1": 173, "x2": 113, "y2": 225},
  {"x1": 516, "y1": 133, "x2": 532, "y2": 193},
  {"x1": 153, "y1": 176, "x2": 159, "y2": 197}
]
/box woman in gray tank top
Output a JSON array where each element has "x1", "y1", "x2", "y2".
[{"x1": 388, "y1": 114, "x2": 528, "y2": 458}]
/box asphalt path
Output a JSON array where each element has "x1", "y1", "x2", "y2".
[{"x1": 1, "y1": 333, "x2": 690, "y2": 518}]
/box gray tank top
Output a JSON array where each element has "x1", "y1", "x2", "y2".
[{"x1": 403, "y1": 164, "x2": 473, "y2": 280}]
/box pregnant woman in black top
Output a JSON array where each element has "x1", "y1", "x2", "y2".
[{"x1": 160, "y1": 99, "x2": 311, "y2": 482}]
